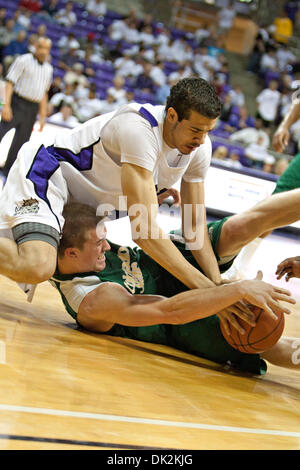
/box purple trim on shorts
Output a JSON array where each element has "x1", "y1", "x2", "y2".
[
  {"x1": 26, "y1": 141, "x2": 98, "y2": 231},
  {"x1": 139, "y1": 106, "x2": 158, "y2": 127}
]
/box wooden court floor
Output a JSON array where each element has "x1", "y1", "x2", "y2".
[{"x1": 0, "y1": 227, "x2": 299, "y2": 450}]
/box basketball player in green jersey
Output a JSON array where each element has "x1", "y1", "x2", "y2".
[
  {"x1": 272, "y1": 97, "x2": 300, "y2": 193},
  {"x1": 49, "y1": 202, "x2": 299, "y2": 376},
  {"x1": 224, "y1": 98, "x2": 300, "y2": 281}
]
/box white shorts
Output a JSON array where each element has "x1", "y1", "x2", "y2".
[{"x1": 0, "y1": 140, "x2": 69, "y2": 238}]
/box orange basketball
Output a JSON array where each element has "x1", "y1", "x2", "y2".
[{"x1": 220, "y1": 306, "x2": 285, "y2": 354}]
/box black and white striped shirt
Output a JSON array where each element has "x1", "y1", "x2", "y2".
[{"x1": 6, "y1": 53, "x2": 53, "y2": 103}]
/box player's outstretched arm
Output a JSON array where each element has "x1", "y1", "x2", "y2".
[
  {"x1": 77, "y1": 275, "x2": 295, "y2": 334},
  {"x1": 121, "y1": 163, "x2": 216, "y2": 290},
  {"x1": 276, "y1": 256, "x2": 300, "y2": 281},
  {"x1": 272, "y1": 100, "x2": 300, "y2": 152}
]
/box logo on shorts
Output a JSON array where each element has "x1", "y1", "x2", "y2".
[{"x1": 14, "y1": 198, "x2": 40, "y2": 216}]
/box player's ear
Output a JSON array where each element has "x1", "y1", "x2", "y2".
[
  {"x1": 166, "y1": 107, "x2": 178, "y2": 124},
  {"x1": 64, "y1": 247, "x2": 80, "y2": 259}
]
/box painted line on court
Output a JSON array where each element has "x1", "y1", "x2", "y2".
[{"x1": 0, "y1": 404, "x2": 299, "y2": 438}]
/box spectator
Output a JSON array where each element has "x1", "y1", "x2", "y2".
[
  {"x1": 219, "y1": 92, "x2": 233, "y2": 122},
  {"x1": 135, "y1": 61, "x2": 156, "y2": 94},
  {"x1": 58, "y1": 46, "x2": 80, "y2": 72},
  {"x1": 226, "y1": 152, "x2": 243, "y2": 169},
  {"x1": 77, "y1": 87, "x2": 104, "y2": 122},
  {"x1": 194, "y1": 23, "x2": 211, "y2": 45},
  {"x1": 2, "y1": 30, "x2": 28, "y2": 72},
  {"x1": 276, "y1": 44, "x2": 296, "y2": 72},
  {"x1": 256, "y1": 80, "x2": 281, "y2": 127},
  {"x1": 48, "y1": 103, "x2": 79, "y2": 128},
  {"x1": 245, "y1": 136, "x2": 276, "y2": 168},
  {"x1": 17, "y1": 9, "x2": 32, "y2": 30},
  {"x1": 217, "y1": 1, "x2": 236, "y2": 46},
  {"x1": 64, "y1": 63, "x2": 88, "y2": 88},
  {"x1": 114, "y1": 53, "x2": 137, "y2": 77},
  {"x1": 109, "y1": 17, "x2": 130, "y2": 41},
  {"x1": 169, "y1": 62, "x2": 192, "y2": 83},
  {"x1": 212, "y1": 145, "x2": 228, "y2": 161},
  {"x1": 48, "y1": 83, "x2": 77, "y2": 114},
  {"x1": 273, "y1": 9, "x2": 293, "y2": 44},
  {"x1": 155, "y1": 77, "x2": 174, "y2": 105},
  {"x1": 229, "y1": 118, "x2": 270, "y2": 148},
  {"x1": 36, "y1": 24, "x2": 47, "y2": 39},
  {"x1": 13, "y1": 10, "x2": 28, "y2": 33},
  {"x1": 0, "y1": 19, "x2": 16, "y2": 60},
  {"x1": 224, "y1": 106, "x2": 255, "y2": 133},
  {"x1": 107, "y1": 76, "x2": 127, "y2": 104},
  {"x1": 150, "y1": 60, "x2": 167, "y2": 87},
  {"x1": 229, "y1": 85, "x2": 245, "y2": 107},
  {"x1": 260, "y1": 47, "x2": 278, "y2": 74},
  {"x1": 19, "y1": 0, "x2": 41, "y2": 13},
  {"x1": 58, "y1": 33, "x2": 80, "y2": 54},
  {"x1": 123, "y1": 20, "x2": 140, "y2": 43},
  {"x1": 55, "y1": 1, "x2": 77, "y2": 28},
  {"x1": 27, "y1": 33, "x2": 37, "y2": 53},
  {"x1": 138, "y1": 13, "x2": 153, "y2": 32},
  {"x1": 86, "y1": 0, "x2": 107, "y2": 17},
  {"x1": 139, "y1": 25, "x2": 155, "y2": 47},
  {"x1": 97, "y1": 91, "x2": 118, "y2": 114},
  {"x1": 247, "y1": 33, "x2": 266, "y2": 74},
  {"x1": 41, "y1": 0, "x2": 59, "y2": 20},
  {"x1": 48, "y1": 75, "x2": 63, "y2": 100},
  {"x1": 0, "y1": 8, "x2": 6, "y2": 28}
]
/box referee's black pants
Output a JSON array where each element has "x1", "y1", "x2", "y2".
[{"x1": 0, "y1": 93, "x2": 39, "y2": 177}]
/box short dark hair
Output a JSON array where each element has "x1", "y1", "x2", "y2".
[
  {"x1": 58, "y1": 203, "x2": 104, "y2": 258},
  {"x1": 165, "y1": 77, "x2": 221, "y2": 121}
]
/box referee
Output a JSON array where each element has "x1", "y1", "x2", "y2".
[{"x1": 0, "y1": 37, "x2": 53, "y2": 179}]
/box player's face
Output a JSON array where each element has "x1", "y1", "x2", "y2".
[
  {"x1": 79, "y1": 226, "x2": 110, "y2": 272},
  {"x1": 164, "y1": 108, "x2": 218, "y2": 155}
]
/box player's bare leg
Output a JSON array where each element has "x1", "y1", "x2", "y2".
[
  {"x1": 261, "y1": 337, "x2": 300, "y2": 369},
  {"x1": 0, "y1": 238, "x2": 57, "y2": 283},
  {"x1": 217, "y1": 188, "x2": 300, "y2": 258}
]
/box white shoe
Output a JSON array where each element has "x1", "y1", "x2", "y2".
[{"x1": 18, "y1": 283, "x2": 37, "y2": 303}]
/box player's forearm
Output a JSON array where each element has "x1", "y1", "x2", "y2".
[
  {"x1": 142, "y1": 281, "x2": 246, "y2": 325},
  {"x1": 187, "y1": 228, "x2": 222, "y2": 285},
  {"x1": 4, "y1": 81, "x2": 14, "y2": 106},
  {"x1": 278, "y1": 101, "x2": 300, "y2": 131},
  {"x1": 136, "y1": 234, "x2": 215, "y2": 289}
]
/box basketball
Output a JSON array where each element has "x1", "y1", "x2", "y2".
[{"x1": 220, "y1": 306, "x2": 285, "y2": 354}]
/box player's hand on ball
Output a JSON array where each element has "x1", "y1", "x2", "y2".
[
  {"x1": 217, "y1": 302, "x2": 256, "y2": 336},
  {"x1": 240, "y1": 271, "x2": 296, "y2": 321},
  {"x1": 276, "y1": 256, "x2": 300, "y2": 281}
]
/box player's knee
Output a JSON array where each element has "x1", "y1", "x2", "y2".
[
  {"x1": 222, "y1": 217, "x2": 250, "y2": 245},
  {"x1": 18, "y1": 247, "x2": 57, "y2": 284},
  {"x1": 25, "y1": 261, "x2": 56, "y2": 284}
]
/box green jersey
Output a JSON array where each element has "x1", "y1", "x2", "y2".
[{"x1": 50, "y1": 219, "x2": 267, "y2": 375}]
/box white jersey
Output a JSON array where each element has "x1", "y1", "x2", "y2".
[{"x1": 0, "y1": 103, "x2": 212, "y2": 234}]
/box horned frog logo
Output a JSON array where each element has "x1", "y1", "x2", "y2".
[
  {"x1": 117, "y1": 246, "x2": 144, "y2": 294},
  {"x1": 15, "y1": 198, "x2": 40, "y2": 216}
]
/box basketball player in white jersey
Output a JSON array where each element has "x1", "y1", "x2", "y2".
[{"x1": 0, "y1": 78, "x2": 224, "y2": 290}]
